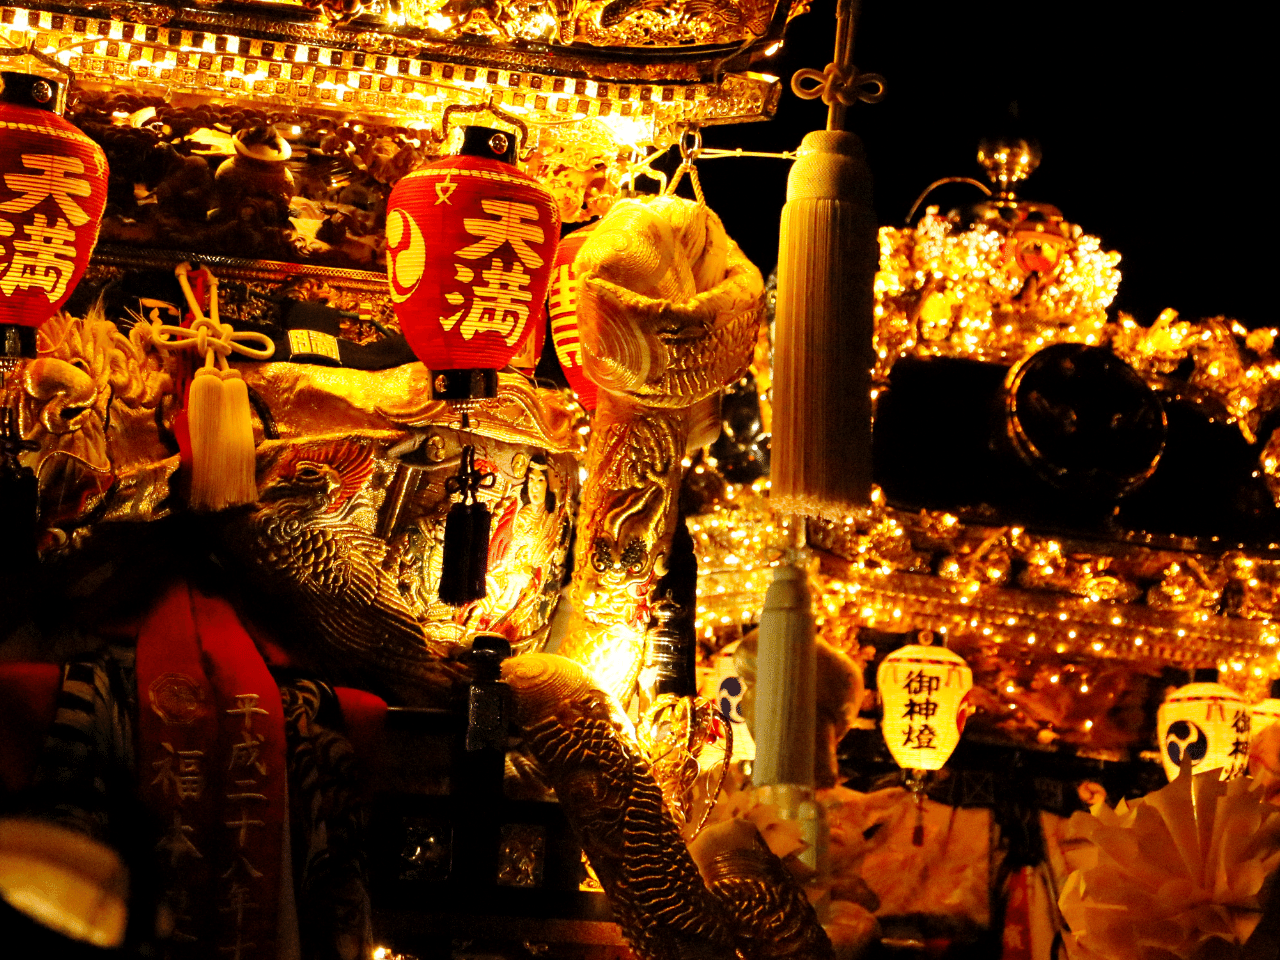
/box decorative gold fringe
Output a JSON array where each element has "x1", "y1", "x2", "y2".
[{"x1": 770, "y1": 130, "x2": 877, "y2": 520}]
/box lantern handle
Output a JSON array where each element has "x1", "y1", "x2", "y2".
[
  {"x1": 440, "y1": 100, "x2": 530, "y2": 160},
  {"x1": 0, "y1": 39, "x2": 76, "y2": 111}
]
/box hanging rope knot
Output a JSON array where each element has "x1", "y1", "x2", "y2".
[
  {"x1": 153, "y1": 316, "x2": 270, "y2": 369},
  {"x1": 149, "y1": 263, "x2": 275, "y2": 374},
  {"x1": 446, "y1": 445, "x2": 496, "y2": 505},
  {"x1": 156, "y1": 263, "x2": 271, "y2": 511},
  {"x1": 791, "y1": 62, "x2": 886, "y2": 108}
]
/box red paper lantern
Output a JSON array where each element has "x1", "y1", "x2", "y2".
[
  {"x1": 0, "y1": 73, "x2": 109, "y2": 356},
  {"x1": 546, "y1": 221, "x2": 598, "y2": 411},
  {"x1": 386, "y1": 126, "x2": 559, "y2": 399}
]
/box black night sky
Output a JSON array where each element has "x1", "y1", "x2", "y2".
[{"x1": 698, "y1": 0, "x2": 1270, "y2": 328}]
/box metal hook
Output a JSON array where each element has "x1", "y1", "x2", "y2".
[{"x1": 678, "y1": 125, "x2": 703, "y2": 165}]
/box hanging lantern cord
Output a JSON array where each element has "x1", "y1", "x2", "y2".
[
  {"x1": 906, "y1": 769, "x2": 927, "y2": 846},
  {"x1": 664, "y1": 126, "x2": 705, "y2": 205}
]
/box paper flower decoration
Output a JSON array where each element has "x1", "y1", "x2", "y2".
[
  {"x1": 1247, "y1": 722, "x2": 1280, "y2": 806},
  {"x1": 1059, "y1": 768, "x2": 1280, "y2": 960}
]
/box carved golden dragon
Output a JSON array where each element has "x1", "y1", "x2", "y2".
[
  {"x1": 504, "y1": 653, "x2": 833, "y2": 960},
  {"x1": 558, "y1": 195, "x2": 763, "y2": 702}
]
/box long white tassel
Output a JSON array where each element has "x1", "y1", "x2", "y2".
[
  {"x1": 751, "y1": 559, "x2": 823, "y2": 871},
  {"x1": 186, "y1": 365, "x2": 229, "y2": 510},
  {"x1": 771, "y1": 0, "x2": 881, "y2": 519},
  {"x1": 771, "y1": 133, "x2": 877, "y2": 519},
  {"x1": 162, "y1": 264, "x2": 274, "y2": 511}
]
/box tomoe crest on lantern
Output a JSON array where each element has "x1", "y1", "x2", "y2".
[
  {"x1": 386, "y1": 125, "x2": 559, "y2": 400},
  {"x1": 877, "y1": 641, "x2": 973, "y2": 772},
  {"x1": 1156, "y1": 670, "x2": 1251, "y2": 782},
  {"x1": 0, "y1": 73, "x2": 109, "y2": 353}
]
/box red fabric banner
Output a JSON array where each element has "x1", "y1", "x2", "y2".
[{"x1": 136, "y1": 582, "x2": 287, "y2": 959}]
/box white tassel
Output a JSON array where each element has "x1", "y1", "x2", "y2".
[
  {"x1": 162, "y1": 263, "x2": 273, "y2": 511},
  {"x1": 752, "y1": 562, "x2": 815, "y2": 789},
  {"x1": 186, "y1": 368, "x2": 258, "y2": 511},
  {"x1": 770, "y1": 130, "x2": 877, "y2": 519},
  {"x1": 218, "y1": 371, "x2": 258, "y2": 507},
  {"x1": 186, "y1": 367, "x2": 227, "y2": 511}
]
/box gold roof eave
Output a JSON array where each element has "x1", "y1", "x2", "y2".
[
  {"x1": 9, "y1": 0, "x2": 798, "y2": 80},
  {"x1": 5, "y1": 2, "x2": 782, "y2": 144}
]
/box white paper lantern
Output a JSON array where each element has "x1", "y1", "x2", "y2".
[
  {"x1": 699, "y1": 639, "x2": 757, "y2": 764},
  {"x1": 1156, "y1": 677, "x2": 1250, "y2": 782},
  {"x1": 877, "y1": 641, "x2": 973, "y2": 772},
  {"x1": 1251, "y1": 680, "x2": 1280, "y2": 739}
]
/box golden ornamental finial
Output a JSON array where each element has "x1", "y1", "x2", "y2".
[{"x1": 977, "y1": 136, "x2": 1042, "y2": 201}]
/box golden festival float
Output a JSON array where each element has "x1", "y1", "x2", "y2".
[{"x1": 1, "y1": 0, "x2": 1280, "y2": 957}]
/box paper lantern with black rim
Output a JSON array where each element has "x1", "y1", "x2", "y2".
[
  {"x1": 546, "y1": 221, "x2": 598, "y2": 411},
  {"x1": 386, "y1": 126, "x2": 559, "y2": 400},
  {"x1": 877, "y1": 641, "x2": 973, "y2": 773},
  {"x1": 0, "y1": 73, "x2": 109, "y2": 358},
  {"x1": 1157, "y1": 669, "x2": 1251, "y2": 782}
]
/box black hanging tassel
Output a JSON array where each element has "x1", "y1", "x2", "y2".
[
  {"x1": 0, "y1": 403, "x2": 38, "y2": 615},
  {"x1": 438, "y1": 445, "x2": 494, "y2": 606}
]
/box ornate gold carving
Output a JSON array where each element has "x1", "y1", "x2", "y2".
[
  {"x1": 19, "y1": 269, "x2": 582, "y2": 688},
  {"x1": 502, "y1": 653, "x2": 736, "y2": 960},
  {"x1": 691, "y1": 825, "x2": 835, "y2": 960},
  {"x1": 1111, "y1": 310, "x2": 1280, "y2": 447},
  {"x1": 557, "y1": 196, "x2": 762, "y2": 701},
  {"x1": 574, "y1": 0, "x2": 774, "y2": 47},
  {"x1": 93, "y1": 2, "x2": 177, "y2": 24},
  {"x1": 526, "y1": 121, "x2": 628, "y2": 224},
  {"x1": 4, "y1": 3, "x2": 784, "y2": 139},
  {"x1": 874, "y1": 210, "x2": 1120, "y2": 382},
  {"x1": 215, "y1": 364, "x2": 581, "y2": 684},
  {"x1": 20, "y1": 306, "x2": 171, "y2": 550},
  {"x1": 808, "y1": 503, "x2": 1280, "y2": 697},
  {"x1": 635, "y1": 692, "x2": 726, "y2": 831}
]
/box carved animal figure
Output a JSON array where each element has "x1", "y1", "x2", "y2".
[
  {"x1": 505, "y1": 652, "x2": 736, "y2": 959},
  {"x1": 505, "y1": 652, "x2": 836, "y2": 960},
  {"x1": 218, "y1": 439, "x2": 459, "y2": 703},
  {"x1": 559, "y1": 196, "x2": 763, "y2": 701}
]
